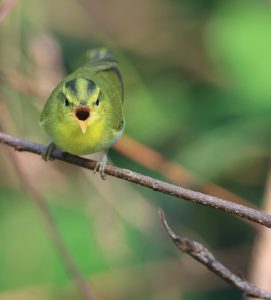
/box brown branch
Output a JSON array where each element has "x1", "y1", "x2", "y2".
[
  {"x1": 158, "y1": 209, "x2": 271, "y2": 300},
  {"x1": 0, "y1": 0, "x2": 17, "y2": 22},
  {"x1": 1, "y1": 131, "x2": 271, "y2": 228}
]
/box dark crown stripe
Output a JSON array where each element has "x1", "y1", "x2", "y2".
[
  {"x1": 65, "y1": 79, "x2": 78, "y2": 96},
  {"x1": 86, "y1": 80, "x2": 96, "y2": 95}
]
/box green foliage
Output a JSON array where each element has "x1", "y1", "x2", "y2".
[{"x1": 206, "y1": 0, "x2": 271, "y2": 107}]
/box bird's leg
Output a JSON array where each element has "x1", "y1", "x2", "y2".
[
  {"x1": 42, "y1": 142, "x2": 57, "y2": 161},
  {"x1": 94, "y1": 149, "x2": 108, "y2": 180}
]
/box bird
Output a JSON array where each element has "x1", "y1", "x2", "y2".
[{"x1": 40, "y1": 48, "x2": 124, "y2": 178}]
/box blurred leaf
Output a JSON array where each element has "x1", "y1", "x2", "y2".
[
  {"x1": 206, "y1": 0, "x2": 271, "y2": 108},
  {"x1": 179, "y1": 117, "x2": 269, "y2": 179},
  {"x1": 125, "y1": 76, "x2": 187, "y2": 145},
  {"x1": 0, "y1": 188, "x2": 109, "y2": 291}
]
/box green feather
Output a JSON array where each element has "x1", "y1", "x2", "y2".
[{"x1": 40, "y1": 48, "x2": 124, "y2": 155}]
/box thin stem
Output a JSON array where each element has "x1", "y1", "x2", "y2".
[{"x1": 159, "y1": 209, "x2": 271, "y2": 300}]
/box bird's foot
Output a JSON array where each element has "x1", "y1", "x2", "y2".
[
  {"x1": 94, "y1": 150, "x2": 108, "y2": 180},
  {"x1": 42, "y1": 142, "x2": 56, "y2": 161}
]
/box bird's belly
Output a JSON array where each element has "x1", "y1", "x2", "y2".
[{"x1": 48, "y1": 121, "x2": 120, "y2": 155}]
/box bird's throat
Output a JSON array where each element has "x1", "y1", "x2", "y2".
[{"x1": 77, "y1": 120, "x2": 89, "y2": 134}]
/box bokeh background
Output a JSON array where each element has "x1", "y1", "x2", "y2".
[{"x1": 0, "y1": 0, "x2": 271, "y2": 299}]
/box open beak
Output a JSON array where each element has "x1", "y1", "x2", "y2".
[{"x1": 74, "y1": 105, "x2": 91, "y2": 134}]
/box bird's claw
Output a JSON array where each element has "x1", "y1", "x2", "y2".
[
  {"x1": 94, "y1": 162, "x2": 106, "y2": 180},
  {"x1": 42, "y1": 142, "x2": 56, "y2": 161},
  {"x1": 94, "y1": 151, "x2": 108, "y2": 180}
]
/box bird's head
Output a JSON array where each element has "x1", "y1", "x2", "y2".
[{"x1": 61, "y1": 78, "x2": 102, "y2": 134}]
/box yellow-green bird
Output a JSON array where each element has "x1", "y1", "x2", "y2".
[{"x1": 40, "y1": 48, "x2": 124, "y2": 177}]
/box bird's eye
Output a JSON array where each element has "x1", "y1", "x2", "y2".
[
  {"x1": 65, "y1": 98, "x2": 70, "y2": 107},
  {"x1": 95, "y1": 98, "x2": 100, "y2": 106}
]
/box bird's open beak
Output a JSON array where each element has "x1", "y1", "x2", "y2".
[{"x1": 74, "y1": 105, "x2": 91, "y2": 134}]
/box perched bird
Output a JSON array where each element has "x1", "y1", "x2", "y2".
[{"x1": 40, "y1": 48, "x2": 124, "y2": 178}]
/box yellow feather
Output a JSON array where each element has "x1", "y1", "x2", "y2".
[{"x1": 40, "y1": 48, "x2": 124, "y2": 156}]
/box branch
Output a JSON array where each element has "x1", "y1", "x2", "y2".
[
  {"x1": 158, "y1": 209, "x2": 271, "y2": 300},
  {"x1": 1, "y1": 131, "x2": 271, "y2": 228}
]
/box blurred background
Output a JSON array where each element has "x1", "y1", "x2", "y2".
[{"x1": 0, "y1": 0, "x2": 271, "y2": 299}]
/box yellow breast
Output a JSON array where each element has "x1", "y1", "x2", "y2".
[{"x1": 49, "y1": 118, "x2": 117, "y2": 155}]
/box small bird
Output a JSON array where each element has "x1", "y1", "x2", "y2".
[{"x1": 40, "y1": 48, "x2": 124, "y2": 178}]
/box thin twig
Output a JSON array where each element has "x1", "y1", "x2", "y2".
[
  {"x1": 158, "y1": 209, "x2": 271, "y2": 300},
  {"x1": 0, "y1": 131, "x2": 271, "y2": 228},
  {"x1": 3, "y1": 142, "x2": 98, "y2": 300},
  {"x1": 0, "y1": 0, "x2": 17, "y2": 22}
]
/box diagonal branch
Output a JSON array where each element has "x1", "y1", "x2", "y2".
[
  {"x1": 1, "y1": 131, "x2": 271, "y2": 228},
  {"x1": 158, "y1": 209, "x2": 271, "y2": 300}
]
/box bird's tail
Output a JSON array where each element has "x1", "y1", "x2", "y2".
[
  {"x1": 86, "y1": 47, "x2": 113, "y2": 63},
  {"x1": 85, "y1": 47, "x2": 123, "y2": 101}
]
